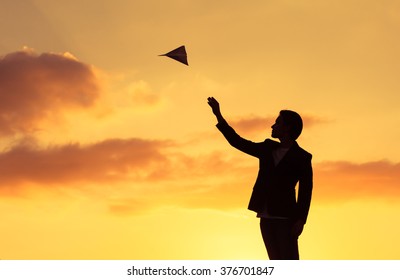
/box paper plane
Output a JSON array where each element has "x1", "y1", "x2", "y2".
[{"x1": 159, "y1": 45, "x2": 188, "y2": 66}]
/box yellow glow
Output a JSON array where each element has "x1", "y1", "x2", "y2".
[{"x1": 0, "y1": 0, "x2": 399, "y2": 260}]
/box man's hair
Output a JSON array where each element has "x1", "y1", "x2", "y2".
[{"x1": 279, "y1": 110, "x2": 303, "y2": 140}]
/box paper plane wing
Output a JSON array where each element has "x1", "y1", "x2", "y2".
[{"x1": 160, "y1": 45, "x2": 188, "y2": 66}]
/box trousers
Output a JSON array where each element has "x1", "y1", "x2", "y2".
[{"x1": 260, "y1": 218, "x2": 299, "y2": 260}]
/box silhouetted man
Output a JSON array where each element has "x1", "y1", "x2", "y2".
[{"x1": 207, "y1": 97, "x2": 313, "y2": 260}]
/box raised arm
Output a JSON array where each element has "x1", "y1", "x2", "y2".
[{"x1": 207, "y1": 97, "x2": 263, "y2": 157}]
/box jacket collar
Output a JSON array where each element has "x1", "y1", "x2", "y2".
[{"x1": 272, "y1": 141, "x2": 299, "y2": 167}]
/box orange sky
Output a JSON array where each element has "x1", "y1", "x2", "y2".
[{"x1": 0, "y1": 0, "x2": 399, "y2": 260}]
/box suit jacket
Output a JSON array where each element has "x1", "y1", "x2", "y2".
[{"x1": 216, "y1": 120, "x2": 313, "y2": 223}]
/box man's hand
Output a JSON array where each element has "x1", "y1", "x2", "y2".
[
  {"x1": 291, "y1": 219, "x2": 305, "y2": 237},
  {"x1": 207, "y1": 97, "x2": 225, "y2": 123},
  {"x1": 207, "y1": 97, "x2": 221, "y2": 116}
]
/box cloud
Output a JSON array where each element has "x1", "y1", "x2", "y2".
[
  {"x1": 0, "y1": 137, "x2": 249, "y2": 190},
  {"x1": 230, "y1": 114, "x2": 331, "y2": 136},
  {"x1": 0, "y1": 137, "x2": 173, "y2": 187},
  {"x1": 127, "y1": 80, "x2": 161, "y2": 107},
  {"x1": 229, "y1": 116, "x2": 275, "y2": 136},
  {"x1": 0, "y1": 136, "x2": 255, "y2": 213},
  {"x1": 107, "y1": 157, "x2": 400, "y2": 215},
  {"x1": 1, "y1": 131, "x2": 398, "y2": 214},
  {"x1": 0, "y1": 49, "x2": 101, "y2": 136},
  {"x1": 314, "y1": 160, "x2": 400, "y2": 202}
]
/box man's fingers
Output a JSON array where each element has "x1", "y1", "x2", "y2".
[{"x1": 207, "y1": 97, "x2": 217, "y2": 106}]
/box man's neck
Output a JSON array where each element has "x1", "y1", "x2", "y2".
[{"x1": 279, "y1": 138, "x2": 295, "y2": 148}]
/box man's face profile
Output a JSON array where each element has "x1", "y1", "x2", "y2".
[{"x1": 271, "y1": 116, "x2": 289, "y2": 139}]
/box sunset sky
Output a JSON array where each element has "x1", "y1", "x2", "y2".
[{"x1": 1, "y1": 0, "x2": 399, "y2": 260}]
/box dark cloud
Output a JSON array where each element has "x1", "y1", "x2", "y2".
[
  {"x1": 0, "y1": 137, "x2": 172, "y2": 186},
  {"x1": 0, "y1": 50, "x2": 101, "y2": 136}
]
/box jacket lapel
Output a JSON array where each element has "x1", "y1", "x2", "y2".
[{"x1": 273, "y1": 141, "x2": 299, "y2": 168}]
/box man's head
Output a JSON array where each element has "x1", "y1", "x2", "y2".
[{"x1": 271, "y1": 110, "x2": 303, "y2": 140}]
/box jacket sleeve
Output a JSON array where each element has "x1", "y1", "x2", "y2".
[
  {"x1": 296, "y1": 153, "x2": 313, "y2": 223},
  {"x1": 216, "y1": 119, "x2": 264, "y2": 158}
]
